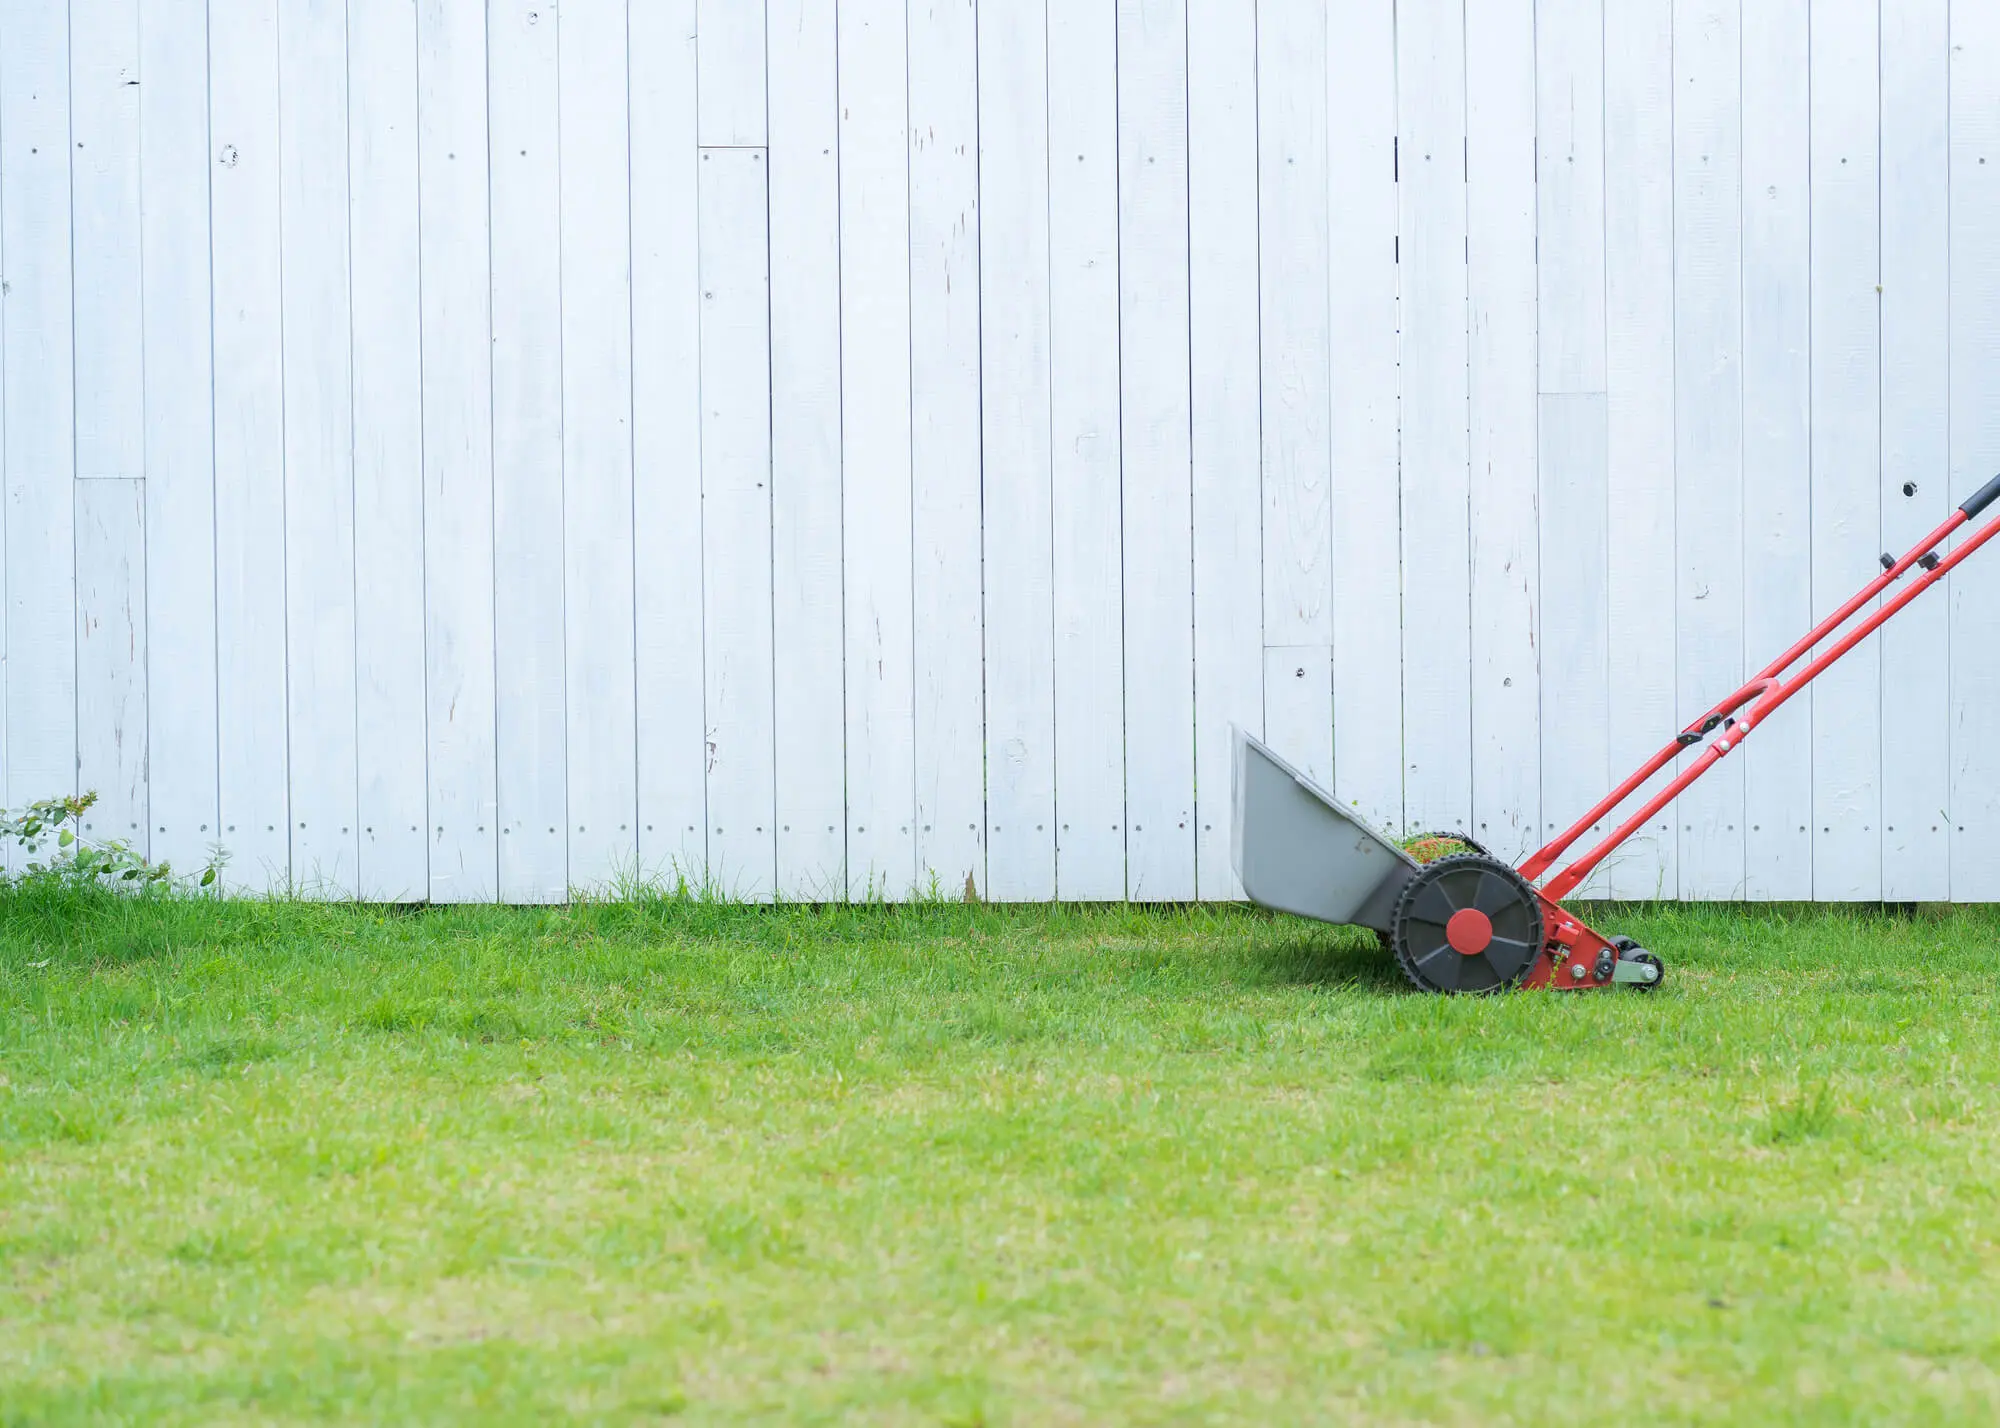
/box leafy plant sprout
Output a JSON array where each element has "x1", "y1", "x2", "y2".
[{"x1": 0, "y1": 792, "x2": 219, "y2": 890}]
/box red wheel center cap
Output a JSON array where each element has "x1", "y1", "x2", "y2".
[{"x1": 1446, "y1": 908, "x2": 1495, "y2": 956}]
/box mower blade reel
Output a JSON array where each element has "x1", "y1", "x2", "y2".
[{"x1": 1230, "y1": 728, "x2": 1419, "y2": 935}]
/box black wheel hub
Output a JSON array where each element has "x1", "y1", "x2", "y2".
[{"x1": 1390, "y1": 854, "x2": 1546, "y2": 994}]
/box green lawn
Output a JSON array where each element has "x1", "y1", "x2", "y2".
[{"x1": 4, "y1": 890, "x2": 1999, "y2": 1424}]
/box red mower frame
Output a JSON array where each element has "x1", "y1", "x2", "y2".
[{"x1": 1516, "y1": 472, "x2": 2000, "y2": 991}]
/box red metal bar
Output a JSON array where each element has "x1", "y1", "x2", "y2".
[{"x1": 1526, "y1": 503, "x2": 1997, "y2": 901}]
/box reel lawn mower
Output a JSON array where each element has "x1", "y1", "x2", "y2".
[{"x1": 1231, "y1": 472, "x2": 2000, "y2": 994}]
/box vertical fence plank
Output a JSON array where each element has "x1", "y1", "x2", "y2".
[
  {"x1": 632, "y1": 0, "x2": 708, "y2": 890},
  {"x1": 1534, "y1": 0, "x2": 1607, "y2": 886},
  {"x1": 140, "y1": 0, "x2": 221, "y2": 878},
  {"x1": 0, "y1": 3, "x2": 79, "y2": 829},
  {"x1": 979, "y1": 0, "x2": 1057, "y2": 900},
  {"x1": 350, "y1": 0, "x2": 428, "y2": 900},
  {"x1": 1880, "y1": 0, "x2": 1952, "y2": 902},
  {"x1": 1188, "y1": 0, "x2": 1261, "y2": 897},
  {"x1": 1047, "y1": 0, "x2": 1125, "y2": 900},
  {"x1": 1256, "y1": 0, "x2": 1331, "y2": 784},
  {"x1": 280, "y1": 0, "x2": 359, "y2": 895},
  {"x1": 1740, "y1": 0, "x2": 1811, "y2": 899},
  {"x1": 768, "y1": 0, "x2": 846, "y2": 899},
  {"x1": 1950, "y1": 6, "x2": 2000, "y2": 901},
  {"x1": 1466, "y1": 0, "x2": 1539, "y2": 864},
  {"x1": 699, "y1": 147, "x2": 777, "y2": 900},
  {"x1": 1397, "y1": 0, "x2": 1472, "y2": 836},
  {"x1": 1809, "y1": 0, "x2": 1882, "y2": 900},
  {"x1": 1603, "y1": 0, "x2": 1679, "y2": 898},
  {"x1": 417, "y1": 0, "x2": 498, "y2": 901},
  {"x1": 210, "y1": 0, "x2": 290, "y2": 891},
  {"x1": 71, "y1": 0, "x2": 144, "y2": 483},
  {"x1": 839, "y1": 0, "x2": 918, "y2": 899},
  {"x1": 1118, "y1": 0, "x2": 1194, "y2": 899},
  {"x1": 1327, "y1": 0, "x2": 1400, "y2": 835},
  {"x1": 70, "y1": 0, "x2": 144, "y2": 851},
  {"x1": 698, "y1": 0, "x2": 766, "y2": 147},
  {"x1": 1673, "y1": 0, "x2": 1746, "y2": 900},
  {"x1": 75, "y1": 481, "x2": 147, "y2": 847},
  {"x1": 560, "y1": 0, "x2": 640, "y2": 893},
  {"x1": 909, "y1": 0, "x2": 985, "y2": 899},
  {"x1": 488, "y1": 0, "x2": 567, "y2": 902}
]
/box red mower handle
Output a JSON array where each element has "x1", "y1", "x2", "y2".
[{"x1": 1522, "y1": 472, "x2": 2000, "y2": 901}]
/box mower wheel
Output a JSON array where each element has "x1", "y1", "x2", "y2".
[{"x1": 1389, "y1": 853, "x2": 1545, "y2": 995}]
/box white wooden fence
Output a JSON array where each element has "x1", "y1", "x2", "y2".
[{"x1": 3, "y1": 0, "x2": 1999, "y2": 903}]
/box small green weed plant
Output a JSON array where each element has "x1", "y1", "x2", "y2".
[{"x1": 0, "y1": 791, "x2": 218, "y2": 891}]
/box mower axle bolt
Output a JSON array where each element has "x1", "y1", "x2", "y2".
[{"x1": 1570, "y1": 964, "x2": 1588, "y2": 981}]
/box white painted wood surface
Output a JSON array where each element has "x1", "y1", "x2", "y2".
[
  {"x1": 138, "y1": 0, "x2": 220, "y2": 880},
  {"x1": 768, "y1": 0, "x2": 846, "y2": 900},
  {"x1": 837, "y1": 0, "x2": 918, "y2": 900},
  {"x1": 908, "y1": 0, "x2": 986, "y2": 900},
  {"x1": 349, "y1": 0, "x2": 429, "y2": 902},
  {"x1": 1739, "y1": 0, "x2": 1813, "y2": 901},
  {"x1": 489, "y1": 0, "x2": 567, "y2": 903},
  {"x1": 1601, "y1": 0, "x2": 1677, "y2": 899},
  {"x1": 7, "y1": 1, "x2": 2000, "y2": 902},
  {"x1": 1047, "y1": 0, "x2": 1124, "y2": 902},
  {"x1": 1188, "y1": 0, "x2": 1262, "y2": 899},
  {"x1": 210, "y1": 0, "x2": 290, "y2": 892}
]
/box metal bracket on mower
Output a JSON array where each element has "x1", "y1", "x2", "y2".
[{"x1": 1612, "y1": 959, "x2": 1663, "y2": 987}]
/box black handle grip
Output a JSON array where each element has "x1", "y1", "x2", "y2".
[{"x1": 1964, "y1": 472, "x2": 2000, "y2": 520}]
